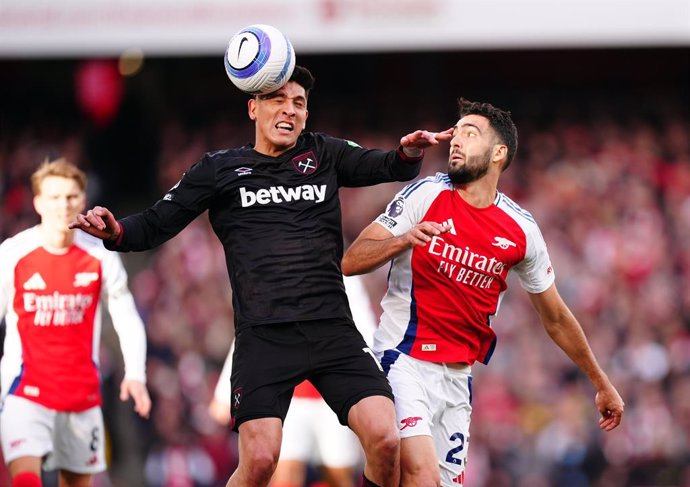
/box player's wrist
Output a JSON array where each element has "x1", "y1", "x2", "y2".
[
  {"x1": 399, "y1": 145, "x2": 424, "y2": 160},
  {"x1": 108, "y1": 222, "x2": 124, "y2": 245}
]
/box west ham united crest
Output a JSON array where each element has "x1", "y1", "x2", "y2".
[{"x1": 292, "y1": 151, "x2": 319, "y2": 174}]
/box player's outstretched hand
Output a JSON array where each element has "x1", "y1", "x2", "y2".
[
  {"x1": 403, "y1": 221, "x2": 452, "y2": 248},
  {"x1": 596, "y1": 383, "x2": 624, "y2": 431},
  {"x1": 208, "y1": 398, "x2": 232, "y2": 426},
  {"x1": 400, "y1": 128, "x2": 454, "y2": 151},
  {"x1": 68, "y1": 206, "x2": 120, "y2": 242},
  {"x1": 120, "y1": 379, "x2": 152, "y2": 419}
]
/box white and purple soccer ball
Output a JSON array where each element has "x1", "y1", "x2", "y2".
[{"x1": 224, "y1": 24, "x2": 296, "y2": 95}]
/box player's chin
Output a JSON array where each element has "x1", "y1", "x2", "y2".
[{"x1": 272, "y1": 134, "x2": 299, "y2": 150}]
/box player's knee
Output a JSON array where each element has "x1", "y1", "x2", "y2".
[
  {"x1": 365, "y1": 424, "x2": 399, "y2": 460},
  {"x1": 242, "y1": 445, "x2": 279, "y2": 480}
]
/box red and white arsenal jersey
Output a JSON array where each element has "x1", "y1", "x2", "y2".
[
  {"x1": 373, "y1": 173, "x2": 555, "y2": 365},
  {"x1": 0, "y1": 226, "x2": 147, "y2": 412}
]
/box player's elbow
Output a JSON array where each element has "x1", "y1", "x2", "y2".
[
  {"x1": 341, "y1": 255, "x2": 357, "y2": 276},
  {"x1": 341, "y1": 252, "x2": 366, "y2": 276}
]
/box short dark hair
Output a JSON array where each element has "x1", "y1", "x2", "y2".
[
  {"x1": 458, "y1": 98, "x2": 518, "y2": 171},
  {"x1": 290, "y1": 65, "x2": 315, "y2": 95}
]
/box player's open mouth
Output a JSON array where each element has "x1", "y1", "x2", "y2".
[{"x1": 276, "y1": 122, "x2": 293, "y2": 132}]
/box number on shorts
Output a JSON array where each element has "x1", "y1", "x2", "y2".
[
  {"x1": 90, "y1": 427, "x2": 100, "y2": 452},
  {"x1": 362, "y1": 347, "x2": 383, "y2": 372},
  {"x1": 445, "y1": 432, "x2": 465, "y2": 465}
]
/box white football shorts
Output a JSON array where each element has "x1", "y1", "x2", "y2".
[
  {"x1": 384, "y1": 350, "x2": 472, "y2": 486},
  {"x1": 0, "y1": 395, "x2": 106, "y2": 473},
  {"x1": 280, "y1": 396, "x2": 362, "y2": 468}
]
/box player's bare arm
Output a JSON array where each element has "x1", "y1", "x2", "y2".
[
  {"x1": 528, "y1": 284, "x2": 625, "y2": 431},
  {"x1": 342, "y1": 220, "x2": 451, "y2": 276},
  {"x1": 400, "y1": 128, "x2": 454, "y2": 157},
  {"x1": 69, "y1": 206, "x2": 121, "y2": 242}
]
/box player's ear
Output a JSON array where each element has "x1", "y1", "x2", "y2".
[
  {"x1": 33, "y1": 195, "x2": 44, "y2": 217},
  {"x1": 492, "y1": 144, "x2": 507, "y2": 166},
  {"x1": 248, "y1": 98, "x2": 257, "y2": 121}
]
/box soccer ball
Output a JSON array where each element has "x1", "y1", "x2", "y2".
[{"x1": 224, "y1": 24, "x2": 296, "y2": 95}]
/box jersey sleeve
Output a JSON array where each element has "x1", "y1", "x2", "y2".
[
  {"x1": 373, "y1": 175, "x2": 442, "y2": 237},
  {"x1": 101, "y1": 250, "x2": 148, "y2": 383},
  {"x1": 512, "y1": 223, "x2": 555, "y2": 294},
  {"x1": 213, "y1": 339, "x2": 235, "y2": 405},
  {"x1": 324, "y1": 135, "x2": 422, "y2": 187},
  {"x1": 110, "y1": 155, "x2": 217, "y2": 252}
]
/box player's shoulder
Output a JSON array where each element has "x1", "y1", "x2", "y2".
[
  {"x1": 399, "y1": 172, "x2": 452, "y2": 200},
  {"x1": 73, "y1": 231, "x2": 119, "y2": 261},
  {"x1": 0, "y1": 226, "x2": 41, "y2": 259},
  {"x1": 303, "y1": 131, "x2": 360, "y2": 149},
  {"x1": 204, "y1": 147, "x2": 250, "y2": 165},
  {"x1": 494, "y1": 192, "x2": 540, "y2": 231}
]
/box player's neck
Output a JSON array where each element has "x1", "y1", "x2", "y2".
[
  {"x1": 454, "y1": 178, "x2": 497, "y2": 209},
  {"x1": 39, "y1": 225, "x2": 74, "y2": 253},
  {"x1": 254, "y1": 141, "x2": 295, "y2": 158}
]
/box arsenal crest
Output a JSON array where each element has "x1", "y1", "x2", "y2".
[{"x1": 292, "y1": 151, "x2": 319, "y2": 174}]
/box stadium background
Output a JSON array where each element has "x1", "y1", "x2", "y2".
[{"x1": 1, "y1": 1, "x2": 689, "y2": 486}]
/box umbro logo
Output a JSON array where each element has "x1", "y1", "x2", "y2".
[
  {"x1": 23, "y1": 272, "x2": 46, "y2": 290},
  {"x1": 492, "y1": 236, "x2": 516, "y2": 250},
  {"x1": 235, "y1": 167, "x2": 252, "y2": 176}
]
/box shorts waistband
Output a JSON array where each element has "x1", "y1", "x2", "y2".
[{"x1": 444, "y1": 362, "x2": 471, "y2": 371}]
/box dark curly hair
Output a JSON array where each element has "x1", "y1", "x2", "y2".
[{"x1": 458, "y1": 98, "x2": 518, "y2": 171}]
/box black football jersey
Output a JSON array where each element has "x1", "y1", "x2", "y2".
[{"x1": 111, "y1": 132, "x2": 422, "y2": 330}]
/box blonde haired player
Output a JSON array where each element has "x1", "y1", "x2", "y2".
[{"x1": 0, "y1": 159, "x2": 151, "y2": 487}]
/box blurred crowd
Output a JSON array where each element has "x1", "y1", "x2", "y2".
[{"x1": 1, "y1": 97, "x2": 689, "y2": 487}]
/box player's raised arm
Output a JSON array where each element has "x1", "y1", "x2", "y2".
[
  {"x1": 69, "y1": 205, "x2": 121, "y2": 242},
  {"x1": 399, "y1": 127, "x2": 454, "y2": 157}
]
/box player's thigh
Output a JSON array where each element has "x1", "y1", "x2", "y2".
[
  {"x1": 47, "y1": 406, "x2": 105, "y2": 474},
  {"x1": 307, "y1": 321, "x2": 393, "y2": 426},
  {"x1": 433, "y1": 398, "x2": 472, "y2": 487},
  {"x1": 382, "y1": 350, "x2": 434, "y2": 438},
  {"x1": 231, "y1": 323, "x2": 310, "y2": 430},
  {"x1": 279, "y1": 398, "x2": 316, "y2": 462},
  {"x1": 313, "y1": 399, "x2": 361, "y2": 468},
  {"x1": 0, "y1": 395, "x2": 54, "y2": 464}
]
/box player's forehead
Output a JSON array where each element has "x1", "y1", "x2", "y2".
[
  {"x1": 455, "y1": 114, "x2": 490, "y2": 133},
  {"x1": 38, "y1": 175, "x2": 83, "y2": 195},
  {"x1": 260, "y1": 81, "x2": 307, "y2": 101}
]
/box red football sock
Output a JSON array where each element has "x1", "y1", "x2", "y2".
[{"x1": 13, "y1": 472, "x2": 42, "y2": 487}]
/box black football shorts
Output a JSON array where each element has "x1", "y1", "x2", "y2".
[{"x1": 230, "y1": 319, "x2": 393, "y2": 431}]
